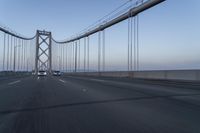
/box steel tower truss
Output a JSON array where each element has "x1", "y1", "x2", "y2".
[{"x1": 35, "y1": 30, "x2": 52, "y2": 74}]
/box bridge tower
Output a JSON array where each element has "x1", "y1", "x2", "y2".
[{"x1": 35, "y1": 30, "x2": 52, "y2": 74}]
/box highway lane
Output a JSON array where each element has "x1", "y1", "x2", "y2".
[{"x1": 0, "y1": 75, "x2": 200, "y2": 133}]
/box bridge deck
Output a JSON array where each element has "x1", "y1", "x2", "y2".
[{"x1": 0, "y1": 76, "x2": 200, "y2": 133}]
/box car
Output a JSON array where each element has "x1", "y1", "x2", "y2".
[
  {"x1": 38, "y1": 70, "x2": 47, "y2": 76},
  {"x1": 53, "y1": 71, "x2": 61, "y2": 76}
]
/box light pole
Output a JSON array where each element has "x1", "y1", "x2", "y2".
[{"x1": 13, "y1": 45, "x2": 21, "y2": 72}]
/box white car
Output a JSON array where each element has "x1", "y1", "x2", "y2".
[{"x1": 38, "y1": 70, "x2": 47, "y2": 76}]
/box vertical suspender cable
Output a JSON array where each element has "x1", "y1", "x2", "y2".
[
  {"x1": 134, "y1": 16, "x2": 136, "y2": 71},
  {"x1": 13, "y1": 37, "x2": 15, "y2": 71},
  {"x1": 24, "y1": 40, "x2": 26, "y2": 71},
  {"x1": 18, "y1": 39, "x2": 20, "y2": 71},
  {"x1": 78, "y1": 40, "x2": 81, "y2": 72},
  {"x1": 65, "y1": 43, "x2": 68, "y2": 72},
  {"x1": 69, "y1": 43, "x2": 71, "y2": 72},
  {"x1": 15, "y1": 38, "x2": 18, "y2": 72},
  {"x1": 72, "y1": 42, "x2": 74, "y2": 72},
  {"x1": 87, "y1": 36, "x2": 89, "y2": 72},
  {"x1": 98, "y1": 31, "x2": 101, "y2": 72},
  {"x1": 75, "y1": 41, "x2": 78, "y2": 72},
  {"x1": 7, "y1": 35, "x2": 9, "y2": 71},
  {"x1": 26, "y1": 41, "x2": 28, "y2": 71},
  {"x1": 62, "y1": 44, "x2": 64, "y2": 71},
  {"x1": 25, "y1": 40, "x2": 27, "y2": 71},
  {"x1": 137, "y1": 15, "x2": 139, "y2": 71},
  {"x1": 66, "y1": 44, "x2": 68, "y2": 72},
  {"x1": 130, "y1": 12, "x2": 133, "y2": 71},
  {"x1": 128, "y1": 17, "x2": 130, "y2": 71},
  {"x1": 17, "y1": 38, "x2": 19, "y2": 71},
  {"x1": 3, "y1": 33, "x2": 6, "y2": 71},
  {"x1": 60, "y1": 44, "x2": 63, "y2": 71},
  {"x1": 102, "y1": 30, "x2": 105, "y2": 71},
  {"x1": 30, "y1": 40, "x2": 32, "y2": 71},
  {"x1": 10, "y1": 36, "x2": 13, "y2": 71},
  {"x1": 21, "y1": 40, "x2": 23, "y2": 71},
  {"x1": 84, "y1": 38, "x2": 86, "y2": 72},
  {"x1": 60, "y1": 44, "x2": 62, "y2": 71},
  {"x1": 22, "y1": 40, "x2": 24, "y2": 71}
]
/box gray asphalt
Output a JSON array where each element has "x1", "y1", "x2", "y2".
[{"x1": 0, "y1": 75, "x2": 200, "y2": 133}]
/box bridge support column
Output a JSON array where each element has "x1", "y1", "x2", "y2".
[{"x1": 35, "y1": 30, "x2": 52, "y2": 75}]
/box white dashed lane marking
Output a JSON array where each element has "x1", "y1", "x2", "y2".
[
  {"x1": 8, "y1": 80, "x2": 21, "y2": 85},
  {"x1": 59, "y1": 79, "x2": 66, "y2": 83}
]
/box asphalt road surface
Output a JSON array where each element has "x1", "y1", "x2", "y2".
[{"x1": 0, "y1": 75, "x2": 200, "y2": 133}]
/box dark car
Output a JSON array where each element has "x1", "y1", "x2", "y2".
[{"x1": 53, "y1": 71, "x2": 61, "y2": 76}]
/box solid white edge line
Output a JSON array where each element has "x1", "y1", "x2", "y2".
[{"x1": 89, "y1": 79, "x2": 106, "y2": 82}]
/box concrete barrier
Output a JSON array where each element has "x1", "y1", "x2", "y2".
[{"x1": 65, "y1": 70, "x2": 200, "y2": 81}]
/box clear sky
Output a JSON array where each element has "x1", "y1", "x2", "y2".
[{"x1": 0, "y1": 0, "x2": 200, "y2": 71}]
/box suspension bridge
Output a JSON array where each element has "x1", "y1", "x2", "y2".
[{"x1": 0, "y1": 0, "x2": 200, "y2": 132}]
